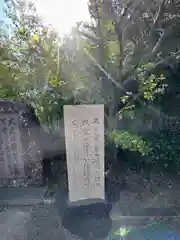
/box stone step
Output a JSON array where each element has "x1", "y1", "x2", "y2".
[{"x1": 0, "y1": 186, "x2": 54, "y2": 206}]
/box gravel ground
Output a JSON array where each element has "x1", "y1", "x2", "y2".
[
  {"x1": 0, "y1": 204, "x2": 80, "y2": 240},
  {"x1": 1, "y1": 172, "x2": 180, "y2": 240},
  {"x1": 1, "y1": 204, "x2": 180, "y2": 240}
]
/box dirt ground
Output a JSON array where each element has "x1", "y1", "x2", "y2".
[{"x1": 110, "y1": 170, "x2": 180, "y2": 219}]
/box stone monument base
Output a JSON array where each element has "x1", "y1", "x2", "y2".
[{"x1": 62, "y1": 202, "x2": 112, "y2": 240}]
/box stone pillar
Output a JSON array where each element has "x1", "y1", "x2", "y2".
[{"x1": 0, "y1": 100, "x2": 24, "y2": 180}]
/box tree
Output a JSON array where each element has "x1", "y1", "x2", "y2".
[
  {"x1": 70, "y1": 0, "x2": 180, "y2": 157},
  {"x1": 5, "y1": 0, "x2": 60, "y2": 89},
  {"x1": 2, "y1": 0, "x2": 76, "y2": 123},
  {"x1": 2, "y1": 0, "x2": 180, "y2": 160},
  {"x1": 0, "y1": 20, "x2": 21, "y2": 99},
  {"x1": 79, "y1": 0, "x2": 180, "y2": 109}
]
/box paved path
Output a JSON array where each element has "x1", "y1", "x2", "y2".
[
  {"x1": 0, "y1": 187, "x2": 71, "y2": 239},
  {"x1": 0, "y1": 187, "x2": 51, "y2": 205},
  {"x1": 1, "y1": 186, "x2": 180, "y2": 240},
  {"x1": 1, "y1": 205, "x2": 180, "y2": 240},
  {"x1": 0, "y1": 204, "x2": 140, "y2": 240},
  {"x1": 0, "y1": 187, "x2": 113, "y2": 240},
  {"x1": 0, "y1": 204, "x2": 80, "y2": 240}
]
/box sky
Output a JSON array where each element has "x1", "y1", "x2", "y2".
[
  {"x1": 35, "y1": 0, "x2": 91, "y2": 35},
  {"x1": 0, "y1": 0, "x2": 5, "y2": 21},
  {"x1": 0, "y1": 0, "x2": 91, "y2": 36}
]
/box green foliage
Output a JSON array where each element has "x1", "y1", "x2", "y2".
[
  {"x1": 138, "y1": 71, "x2": 167, "y2": 100},
  {"x1": 21, "y1": 88, "x2": 74, "y2": 123},
  {"x1": 1, "y1": 0, "x2": 180, "y2": 177},
  {"x1": 109, "y1": 131, "x2": 151, "y2": 156},
  {"x1": 49, "y1": 76, "x2": 66, "y2": 88},
  {"x1": 114, "y1": 227, "x2": 133, "y2": 237},
  {"x1": 145, "y1": 117, "x2": 180, "y2": 173},
  {"x1": 3, "y1": 0, "x2": 65, "y2": 91},
  {"x1": 0, "y1": 88, "x2": 19, "y2": 100}
]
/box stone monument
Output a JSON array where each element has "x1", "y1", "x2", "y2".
[
  {"x1": 60, "y1": 104, "x2": 112, "y2": 240},
  {"x1": 0, "y1": 100, "x2": 24, "y2": 180},
  {"x1": 64, "y1": 104, "x2": 105, "y2": 204}
]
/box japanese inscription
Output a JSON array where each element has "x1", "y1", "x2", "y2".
[
  {"x1": 64, "y1": 105, "x2": 105, "y2": 203},
  {"x1": 0, "y1": 113, "x2": 24, "y2": 179}
]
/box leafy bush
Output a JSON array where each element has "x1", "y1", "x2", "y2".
[
  {"x1": 107, "y1": 115, "x2": 180, "y2": 174},
  {"x1": 20, "y1": 88, "x2": 74, "y2": 123},
  {"x1": 108, "y1": 131, "x2": 151, "y2": 156},
  {"x1": 145, "y1": 116, "x2": 180, "y2": 174},
  {"x1": 0, "y1": 87, "x2": 19, "y2": 101}
]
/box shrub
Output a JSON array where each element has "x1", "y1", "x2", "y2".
[{"x1": 145, "y1": 116, "x2": 180, "y2": 174}]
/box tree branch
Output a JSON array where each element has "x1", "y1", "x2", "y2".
[
  {"x1": 146, "y1": 50, "x2": 180, "y2": 75},
  {"x1": 150, "y1": 0, "x2": 167, "y2": 35},
  {"x1": 122, "y1": 50, "x2": 180, "y2": 93},
  {"x1": 151, "y1": 32, "x2": 165, "y2": 57},
  {"x1": 77, "y1": 30, "x2": 100, "y2": 44}
]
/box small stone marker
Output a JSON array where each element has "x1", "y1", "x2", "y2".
[
  {"x1": 63, "y1": 104, "x2": 105, "y2": 205},
  {"x1": 0, "y1": 105, "x2": 24, "y2": 179}
]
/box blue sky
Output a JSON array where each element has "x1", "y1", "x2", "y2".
[{"x1": 0, "y1": 0, "x2": 5, "y2": 21}]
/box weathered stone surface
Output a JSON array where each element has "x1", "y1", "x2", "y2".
[{"x1": 0, "y1": 100, "x2": 43, "y2": 186}]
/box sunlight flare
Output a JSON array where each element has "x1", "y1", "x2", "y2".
[{"x1": 35, "y1": 0, "x2": 90, "y2": 35}]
